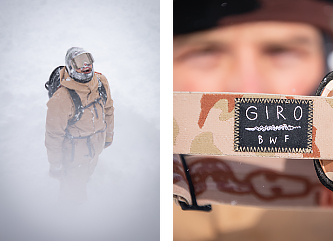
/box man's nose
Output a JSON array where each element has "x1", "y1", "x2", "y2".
[{"x1": 228, "y1": 50, "x2": 267, "y2": 93}]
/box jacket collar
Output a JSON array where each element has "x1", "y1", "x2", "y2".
[{"x1": 59, "y1": 67, "x2": 98, "y2": 93}]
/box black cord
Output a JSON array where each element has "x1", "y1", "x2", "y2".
[
  {"x1": 313, "y1": 71, "x2": 333, "y2": 192},
  {"x1": 179, "y1": 154, "x2": 212, "y2": 212}
]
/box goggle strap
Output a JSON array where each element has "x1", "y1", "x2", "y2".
[{"x1": 173, "y1": 91, "x2": 331, "y2": 160}]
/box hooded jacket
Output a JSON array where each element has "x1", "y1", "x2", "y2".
[{"x1": 45, "y1": 67, "x2": 114, "y2": 166}]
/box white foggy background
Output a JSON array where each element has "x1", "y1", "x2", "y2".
[{"x1": 0, "y1": 0, "x2": 160, "y2": 240}]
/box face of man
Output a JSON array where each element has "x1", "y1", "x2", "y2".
[
  {"x1": 174, "y1": 22, "x2": 325, "y2": 95},
  {"x1": 75, "y1": 63, "x2": 93, "y2": 74}
]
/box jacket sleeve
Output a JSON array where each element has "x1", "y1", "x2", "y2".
[
  {"x1": 45, "y1": 88, "x2": 73, "y2": 164},
  {"x1": 100, "y1": 75, "x2": 114, "y2": 143}
]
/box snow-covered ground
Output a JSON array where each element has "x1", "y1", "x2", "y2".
[{"x1": 0, "y1": 0, "x2": 160, "y2": 240}]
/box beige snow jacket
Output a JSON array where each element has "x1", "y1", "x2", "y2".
[{"x1": 45, "y1": 67, "x2": 114, "y2": 166}]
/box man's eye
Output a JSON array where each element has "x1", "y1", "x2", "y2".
[
  {"x1": 265, "y1": 47, "x2": 300, "y2": 57},
  {"x1": 193, "y1": 47, "x2": 223, "y2": 56},
  {"x1": 179, "y1": 46, "x2": 225, "y2": 60},
  {"x1": 264, "y1": 46, "x2": 306, "y2": 68}
]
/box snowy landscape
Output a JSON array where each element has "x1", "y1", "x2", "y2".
[{"x1": 0, "y1": 0, "x2": 160, "y2": 240}]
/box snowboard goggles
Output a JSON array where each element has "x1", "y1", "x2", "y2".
[{"x1": 71, "y1": 53, "x2": 94, "y2": 69}]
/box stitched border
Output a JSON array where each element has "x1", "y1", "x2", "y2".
[{"x1": 234, "y1": 98, "x2": 313, "y2": 153}]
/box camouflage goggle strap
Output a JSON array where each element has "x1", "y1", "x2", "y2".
[{"x1": 174, "y1": 92, "x2": 333, "y2": 160}]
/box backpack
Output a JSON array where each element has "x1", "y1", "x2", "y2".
[{"x1": 45, "y1": 66, "x2": 108, "y2": 126}]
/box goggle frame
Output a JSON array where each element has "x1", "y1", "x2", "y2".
[{"x1": 71, "y1": 53, "x2": 94, "y2": 69}]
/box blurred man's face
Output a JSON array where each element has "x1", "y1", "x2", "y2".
[{"x1": 174, "y1": 22, "x2": 325, "y2": 95}]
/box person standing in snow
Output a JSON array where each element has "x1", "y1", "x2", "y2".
[{"x1": 45, "y1": 47, "x2": 114, "y2": 204}]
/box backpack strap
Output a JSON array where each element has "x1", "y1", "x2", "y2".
[
  {"x1": 67, "y1": 89, "x2": 84, "y2": 126},
  {"x1": 96, "y1": 74, "x2": 107, "y2": 105}
]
